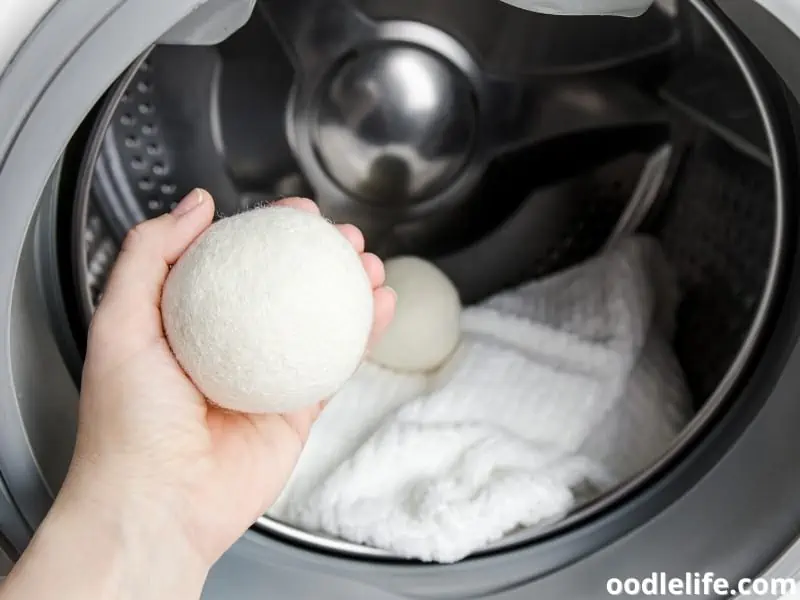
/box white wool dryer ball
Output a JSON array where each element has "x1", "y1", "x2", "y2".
[
  {"x1": 161, "y1": 206, "x2": 374, "y2": 414},
  {"x1": 368, "y1": 256, "x2": 461, "y2": 373}
]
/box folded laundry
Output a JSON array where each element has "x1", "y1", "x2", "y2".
[{"x1": 267, "y1": 235, "x2": 693, "y2": 563}]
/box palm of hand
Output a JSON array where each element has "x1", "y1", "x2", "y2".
[{"x1": 69, "y1": 193, "x2": 394, "y2": 565}]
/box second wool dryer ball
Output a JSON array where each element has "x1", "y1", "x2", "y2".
[{"x1": 368, "y1": 256, "x2": 461, "y2": 373}]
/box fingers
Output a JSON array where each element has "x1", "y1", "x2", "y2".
[
  {"x1": 369, "y1": 286, "x2": 396, "y2": 348},
  {"x1": 272, "y1": 196, "x2": 319, "y2": 215},
  {"x1": 94, "y1": 189, "x2": 215, "y2": 334},
  {"x1": 361, "y1": 253, "x2": 385, "y2": 289},
  {"x1": 336, "y1": 224, "x2": 365, "y2": 253}
]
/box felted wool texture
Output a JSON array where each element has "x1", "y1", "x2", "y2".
[
  {"x1": 367, "y1": 256, "x2": 462, "y2": 373},
  {"x1": 161, "y1": 205, "x2": 374, "y2": 414},
  {"x1": 268, "y1": 235, "x2": 693, "y2": 562}
]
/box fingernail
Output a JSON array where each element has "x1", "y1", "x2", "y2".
[
  {"x1": 385, "y1": 286, "x2": 397, "y2": 301},
  {"x1": 172, "y1": 188, "x2": 206, "y2": 217}
]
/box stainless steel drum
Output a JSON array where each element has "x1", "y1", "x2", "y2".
[
  {"x1": 64, "y1": 0, "x2": 784, "y2": 560},
  {"x1": 0, "y1": 542, "x2": 14, "y2": 580}
]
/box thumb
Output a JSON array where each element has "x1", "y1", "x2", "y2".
[{"x1": 92, "y1": 188, "x2": 215, "y2": 342}]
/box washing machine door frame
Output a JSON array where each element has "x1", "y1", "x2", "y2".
[
  {"x1": 0, "y1": 0, "x2": 259, "y2": 533},
  {"x1": 1, "y1": 1, "x2": 800, "y2": 599},
  {"x1": 0, "y1": 474, "x2": 24, "y2": 579}
]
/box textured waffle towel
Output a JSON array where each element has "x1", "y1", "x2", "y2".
[{"x1": 267, "y1": 235, "x2": 693, "y2": 563}]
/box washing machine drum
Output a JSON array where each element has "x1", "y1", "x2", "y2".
[
  {"x1": 2, "y1": 0, "x2": 800, "y2": 598},
  {"x1": 0, "y1": 544, "x2": 13, "y2": 583}
]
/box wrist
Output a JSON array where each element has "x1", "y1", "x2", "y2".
[
  {"x1": 2, "y1": 471, "x2": 210, "y2": 600},
  {"x1": 60, "y1": 465, "x2": 213, "y2": 570}
]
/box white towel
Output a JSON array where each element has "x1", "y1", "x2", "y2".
[{"x1": 267, "y1": 235, "x2": 692, "y2": 563}]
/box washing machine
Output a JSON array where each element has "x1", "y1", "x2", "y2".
[
  {"x1": 0, "y1": 475, "x2": 25, "y2": 585},
  {"x1": 2, "y1": 0, "x2": 800, "y2": 598}
]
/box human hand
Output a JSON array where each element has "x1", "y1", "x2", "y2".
[{"x1": 59, "y1": 190, "x2": 395, "y2": 571}]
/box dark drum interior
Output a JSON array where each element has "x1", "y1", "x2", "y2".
[{"x1": 52, "y1": 0, "x2": 787, "y2": 558}]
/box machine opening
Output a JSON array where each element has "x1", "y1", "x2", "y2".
[{"x1": 54, "y1": 0, "x2": 786, "y2": 563}]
